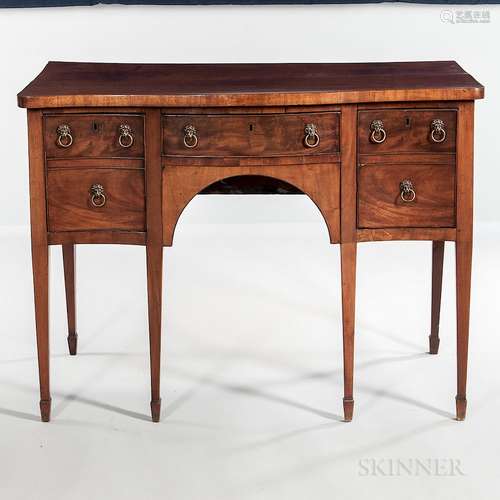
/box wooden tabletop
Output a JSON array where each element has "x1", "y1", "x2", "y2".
[{"x1": 18, "y1": 61, "x2": 484, "y2": 108}]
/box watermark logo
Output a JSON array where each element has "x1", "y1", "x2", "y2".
[
  {"x1": 441, "y1": 10, "x2": 491, "y2": 24},
  {"x1": 359, "y1": 458, "x2": 465, "y2": 477}
]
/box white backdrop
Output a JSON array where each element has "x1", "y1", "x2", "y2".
[
  {"x1": 2, "y1": 8, "x2": 500, "y2": 499},
  {"x1": 0, "y1": 4, "x2": 497, "y2": 229}
]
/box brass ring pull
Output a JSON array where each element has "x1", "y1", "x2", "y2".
[
  {"x1": 183, "y1": 124, "x2": 198, "y2": 148},
  {"x1": 89, "y1": 184, "x2": 106, "y2": 208},
  {"x1": 304, "y1": 123, "x2": 320, "y2": 148},
  {"x1": 430, "y1": 119, "x2": 446, "y2": 143},
  {"x1": 400, "y1": 179, "x2": 416, "y2": 203},
  {"x1": 56, "y1": 124, "x2": 73, "y2": 148},
  {"x1": 370, "y1": 120, "x2": 387, "y2": 144},
  {"x1": 118, "y1": 124, "x2": 134, "y2": 148}
]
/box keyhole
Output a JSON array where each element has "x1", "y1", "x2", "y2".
[
  {"x1": 249, "y1": 124, "x2": 254, "y2": 132},
  {"x1": 405, "y1": 117, "x2": 412, "y2": 128},
  {"x1": 92, "y1": 121, "x2": 100, "y2": 132}
]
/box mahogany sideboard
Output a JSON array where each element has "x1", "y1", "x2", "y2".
[{"x1": 18, "y1": 61, "x2": 484, "y2": 423}]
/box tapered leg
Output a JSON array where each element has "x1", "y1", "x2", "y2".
[
  {"x1": 455, "y1": 101, "x2": 474, "y2": 421},
  {"x1": 146, "y1": 244, "x2": 163, "y2": 422},
  {"x1": 429, "y1": 241, "x2": 445, "y2": 354},
  {"x1": 339, "y1": 105, "x2": 357, "y2": 422},
  {"x1": 32, "y1": 242, "x2": 51, "y2": 422},
  {"x1": 456, "y1": 240, "x2": 472, "y2": 420},
  {"x1": 341, "y1": 242, "x2": 356, "y2": 422},
  {"x1": 28, "y1": 110, "x2": 51, "y2": 422},
  {"x1": 62, "y1": 244, "x2": 77, "y2": 355},
  {"x1": 144, "y1": 109, "x2": 163, "y2": 422}
]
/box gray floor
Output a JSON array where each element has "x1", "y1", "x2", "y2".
[{"x1": 1, "y1": 197, "x2": 499, "y2": 500}]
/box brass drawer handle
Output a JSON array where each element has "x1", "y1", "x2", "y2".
[
  {"x1": 304, "y1": 123, "x2": 320, "y2": 148},
  {"x1": 118, "y1": 124, "x2": 134, "y2": 148},
  {"x1": 89, "y1": 184, "x2": 106, "y2": 208},
  {"x1": 183, "y1": 124, "x2": 198, "y2": 148},
  {"x1": 56, "y1": 124, "x2": 73, "y2": 148},
  {"x1": 370, "y1": 120, "x2": 386, "y2": 144},
  {"x1": 400, "y1": 179, "x2": 416, "y2": 203},
  {"x1": 430, "y1": 119, "x2": 446, "y2": 143}
]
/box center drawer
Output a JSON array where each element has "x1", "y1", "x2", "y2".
[{"x1": 162, "y1": 112, "x2": 340, "y2": 157}]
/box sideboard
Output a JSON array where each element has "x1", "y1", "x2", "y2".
[{"x1": 18, "y1": 61, "x2": 484, "y2": 423}]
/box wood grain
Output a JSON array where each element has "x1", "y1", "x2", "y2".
[
  {"x1": 28, "y1": 110, "x2": 51, "y2": 422},
  {"x1": 429, "y1": 241, "x2": 445, "y2": 355},
  {"x1": 358, "y1": 109, "x2": 456, "y2": 154},
  {"x1": 164, "y1": 153, "x2": 340, "y2": 167},
  {"x1": 359, "y1": 153, "x2": 455, "y2": 166},
  {"x1": 357, "y1": 228, "x2": 456, "y2": 242},
  {"x1": 62, "y1": 244, "x2": 78, "y2": 356},
  {"x1": 340, "y1": 104, "x2": 357, "y2": 422},
  {"x1": 162, "y1": 112, "x2": 339, "y2": 157},
  {"x1": 18, "y1": 61, "x2": 484, "y2": 108},
  {"x1": 358, "y1": 101, "x2": 462, "y2": 111},
  {"x1": 145, "y1": 109, "x2": 163, "y2": 423},
  {"x1": 162, "y1": 105, "x2": 341, "y2": 114},
  {"x1": 47, "y1": 158, "x2": 144, "y2": 170},
  {"x1": 44, "y1": 114, "x2": 144, "y2": 158},
  {"x1": 455, "y1": 101, "x2": 474, "y2": 421},
  {"x1": 357, "y1": 163, "x2": 456, "y2": 228},
  {"x1": 48, "y1": 231, "x2": 146, "y2": 246},
  {"x1": 47, "y1": 169, "x2": 146, "y2": 232},
  {"x1": 162, "y1": 163, "x2": 340, "y2": 246}
]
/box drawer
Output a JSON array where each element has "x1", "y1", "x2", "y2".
[
  {"x1": 47, "y1": 169, "x2": 145, "y2": 232},
  {"x1": 358, "y1": 109, "x2": 456, "y2": 154},
  {"x1": 162, "y1": 112, "x2": 339, "y2": 157},
  {"x1": 44, "y1": 114, "x2": 144, "y2": 158},
  {"x1": 357, "y1": 163, "x2": 455, "y2": 228}
]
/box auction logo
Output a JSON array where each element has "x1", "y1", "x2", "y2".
[
  {"x1": 358, "y1": 458, "x2": 465, "y2": 477},
  {"x1": 441, "y1": 10, "x2": 491, "y2": 24}
]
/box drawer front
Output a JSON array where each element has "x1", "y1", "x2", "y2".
[
  {"x1": 47, "y1": 169, "x2": 146, "y2": 232},
  {"x1": 44, "y1": 114, "x2": 144, "y2": 158},
  {"x1": 358, "y1": 164, "x2": 455, "y2": 228},
  {"x1": 162, "y1": 112, "x2": 339, "y2": 157},
  {"x1": 358, "y1": 109, "x2": 456, "y2": 154}
]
